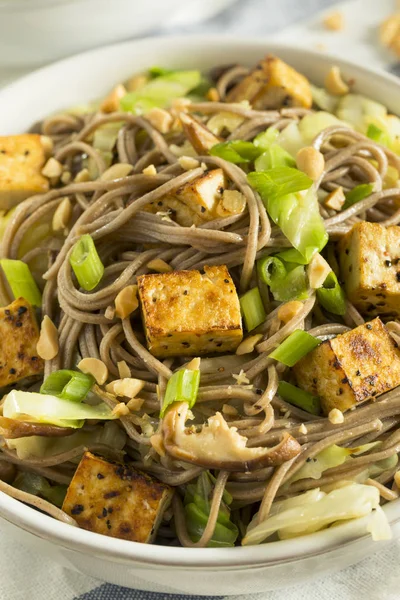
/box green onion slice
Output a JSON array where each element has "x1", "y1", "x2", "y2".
[
  {"x1": 257, "y1": 256, "x2": 286, "y2": 287},
  {"x1": 317, "y1": 271, "x2": 347, "y2": 315},
  {"x1": 13, "y1": 472, "x2": 67, "y2": 508},
  {"x1": 184, "y1": 471, "x2": 238, "y2": 547},
  {"x1": 160, "y1": 368, "x2": 200, "y2": 418},
  {"x1": 240, "y1": 287, "x2": 266, "y2": 332},
  {"x1": 343, "y1": 183, "x2": 374, "y2": 210},
  {"x1": 70, "y1": 234, "x2": 104, "y2": 291},
  {"x1": 367, "y1": 123, "x2": 388, "y2": 145},
  {"x1": 210, "y1": 140, "x2": 262, "y2": 164},
  {"x1": 0, "y1": 259, "x2": 42, "y2": 307},
  {"x1": 278, "y1": 381, "x2": 321, "y2": 415},
  {"x1": 269, "y1": 330, "x2": 321, "y2": 367},
  {"x1": 40, "y1": 369, "x2": 94, "y2": 403}
]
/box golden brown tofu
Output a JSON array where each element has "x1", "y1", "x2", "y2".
[
  {"x1": 0, "y1": 297, "x2": 43, "y2": 387},
  {"x1": 145, "y1": 169, "x2": 226, "y2": 227},
  {"x1": 293, "y1": 318, "x2": 400, "y2": 414},
  {"x1": 226, "y1": 55, "x2": 312, "y2": 109},
  {"x1": 339, "y1": 222, "x2": 400, "y2": 319},
  {"x1": 137, "y1": 265, "x2": 243, "y2": 358},
  {"x1": 0, "y1": 135, "x2": 50, "y2": 209},
  {"x1": 144, "y1": 195, "x2": 206, "y2": 227},
  {"x1": 62, "y1": 452, "x2": 172, "y2": 543},
  {"x1": 179, "y1": 113, "x2": 221, "y2": 154},
  {"x1": 175, "y1": 168, "x2": 225, "y2": 220}
]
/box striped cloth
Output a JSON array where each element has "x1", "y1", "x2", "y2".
[{"x1": 2, "y1": 0, "x2": 400, "y2": 598}]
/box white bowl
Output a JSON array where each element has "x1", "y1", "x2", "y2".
[
  {"x1": 0, "y1": 0, "x2": 235, "y2": 68},
  {"x1": 1, "y1": 36, "x2": 400, "y2": 595}
]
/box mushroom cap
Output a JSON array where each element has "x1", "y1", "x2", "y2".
[{"x1": 162, "y1": 402, "x2": 301, "y2": 472}]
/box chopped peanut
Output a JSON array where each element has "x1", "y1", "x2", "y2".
[
  {"x1": 298, "y1": 423, "x2": 308, "y2": 435},
  {"x1": 178, "y1": 156, "x2": 200, "y2": 170},
  {"x1": 106, "y1": 377, "x2": 145, "y2": 399},
  {"x1": 100, "y1": 84, "x2": 127, "y2": 113},
  {"x1": 78, "y1": 357, "x2": 108, "y2": 385},
  {"x1": 127, "y1": 397, "x2": 145, "y2": 411},
  {"x1": 307, "y1": 253, "x2": 332, "y2": 289},
  {"x1": 323, "y1": 11, "x2": 345, "y2": 31},
  {"x1": 125, "y1": 74, "x2": 148, "y2": 92},
  {"x1": 117, "y1": 360, "x2": 131, "y2": 379},
  {"x1": 380, "y1": 13, "x2": 400, "y2": 57},
  {"x1": 147, "y1": 258, "x2": 173, "y2": 273},
  {"x1": 216, "y1": 190, "x2": 246, "y2": 217},
  {"x1": 328, "y1": 408, "x2": 344, "y2": 424},
  {"x1": 324, "y1": 187, "x2": 345, "y2": 210},
  {"x1": 41, "y1": 157, "x2": 63, "y2": 179},
  {"x1": 36, "y1": 315, "x2": 59, "y2": 361},
  {"x1": 232, "y1": 369, "x2": 250, "y2": 385},
  {"x1": 222, "y1": 404, "x2": 239, "y2": 417},
  {"x1": 325, "y1": 66, "x2": 349, "y2": 96},
  {"x1": 296, "y1": 147, "x2": 325, "y2": 181},
  {"x1": 74, "y1": 168, "x2": 91, "y2": 183},
  {"x1": 112, "y1": 402, "x2": 130, "y2": 417},
  {"x1": 145, "y1": 107, "x2": 173, "y2": 134},
  {"x1": 115, "y1": 285, "x2": 139, "y2": 320},
  {"x1": 236, "y1": 334, "x2": 263, "y2": 355},
  {"x1": 100, "y1": 163, "x2": 133, "y2": 181},
  {"x1": 277, "y1": 301, "x2": 304, "y2": 324},
  {"x1": 142, "y1": 164, "x2": 157, "y2": 176},
  {"x1": 40, "y1": 135, "x2": 54, "y2": 157},
  {"x1": 52, "y1": 197, "x2": 72, "y2": 232},
  {"x1": 206, "y1": 87, "x2": 220, "y2": 102},
  {"x1": 105, "y1": 305, "x2": 115, "y2": 320}
]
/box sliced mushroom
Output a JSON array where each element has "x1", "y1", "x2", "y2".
[
  {"x1": 162, "y1": 402, "x2": 301, "y2": 472},
  {"x1": 0, "y1": 416, "x2": 75, "y2": 439}
]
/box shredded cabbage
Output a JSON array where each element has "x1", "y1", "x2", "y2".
[
  {"x1": 3, "y1": 390, "x2": 116, "y2": 429},
  {"x1": 243, "y1": 483, "x2": 386, "y2": 545},
  {"x1": 336, "y1": 94, "x2": 387, "y2": 132}
]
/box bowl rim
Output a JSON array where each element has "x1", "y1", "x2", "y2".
[{"x1": 0, "y1": 33, "x2": 400, "y2": 567}]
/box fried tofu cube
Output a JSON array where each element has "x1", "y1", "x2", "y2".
[
  {"x1": 145, "y1": 169, "x2": 226, "y2": 226},
  {"x1": 226, "y1": 55, "x2": 312, "y2": 109},
  {"x1": 144, "y1": 195, "x2": 206, "y2": 227},
  {"x1": 0, "y1": 297, "x2": 43, "y2": 387},
  {"x1": 339, "y1": 222, "x2": 400, "y2": 319},
  {"x1": 293, "y1": 317, "x2": 400, "y2": 414},
  {"x1": 62, "y1": 452, "x2": 172, "y2": 543},
  {"x1": 137, "y1": 265, "x2": 243, "y2": 357},
  {"x1": 0, "y1": 135, "x2": 50, "y2": 209},
  {"x1": 175, "y1": 168, "x2": 225, "y2": 220},
  {"x1": 179, "y1": 112, "x2": 221, "y2": 154}
]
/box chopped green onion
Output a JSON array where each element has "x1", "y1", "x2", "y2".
[
  {"x1": 240, "y1": 287, "x2": 266, "y2": 331},
  {"x1": 148, "y1": 66, "x2": 172, "y2": 78},
  {"x1": 248, "y1": 170, "x2": 327, "y2": 262},
  {"x1": 184, "y1": 472, "x2": 238, "y2": 547},
  {"x1": 3, "y1": 389, "x2": 116, "y2": 429},
  {"x1": 343, "y1": 183, "x2": 374, "y2": 210},
  {"x1": 210, "y1": 140, "x2": 262, "y2": 164},
  {"x1": 0, "y1": 259, "x2": 42, "y2": 306},
  {"x1": 160, "y1": 368, "x2": 200, "y2": 418},
  {"x1": 257, "y1": 256, "x2": 286, "y2": 287},
  {"x1": 255, "y1": 145, "x2": 296, "y2": 171},
  {"x1": 275, "y1": 248, "x2": 309, "y2": 265},
  {"x1": 248, "y1": 167, "x2": 313, "y2": 201},
  {"x1": 367, "y1": 123, "x2": 388, "y2": 145},
  {"x1": 317, "y1": 271, "x2": 346, "y2": 315},
  {"x1": 269, "y1": 330, "x2": 321, "y2": 367},
  {"x1": 70, "y1": 234, "x2": 104, "y2": 291},
  {"x1": 253, "y1": 127, "x2": 280, "y2": 149},
  {"x1": 120, "y1": 70, "x2": 201, "y2": 114},
  {"x1": 257, "y1": 255, "x2": 308, "y2": 302},
  {"x1": 278, "y1": 380, "x2": 321, "y2": 415},
  {"x1": 13, "y1": 472, "x2": 67, "y2": 508},
  {"x1": 40, "y1": 370, "x2": 94, "y2": 403}
]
